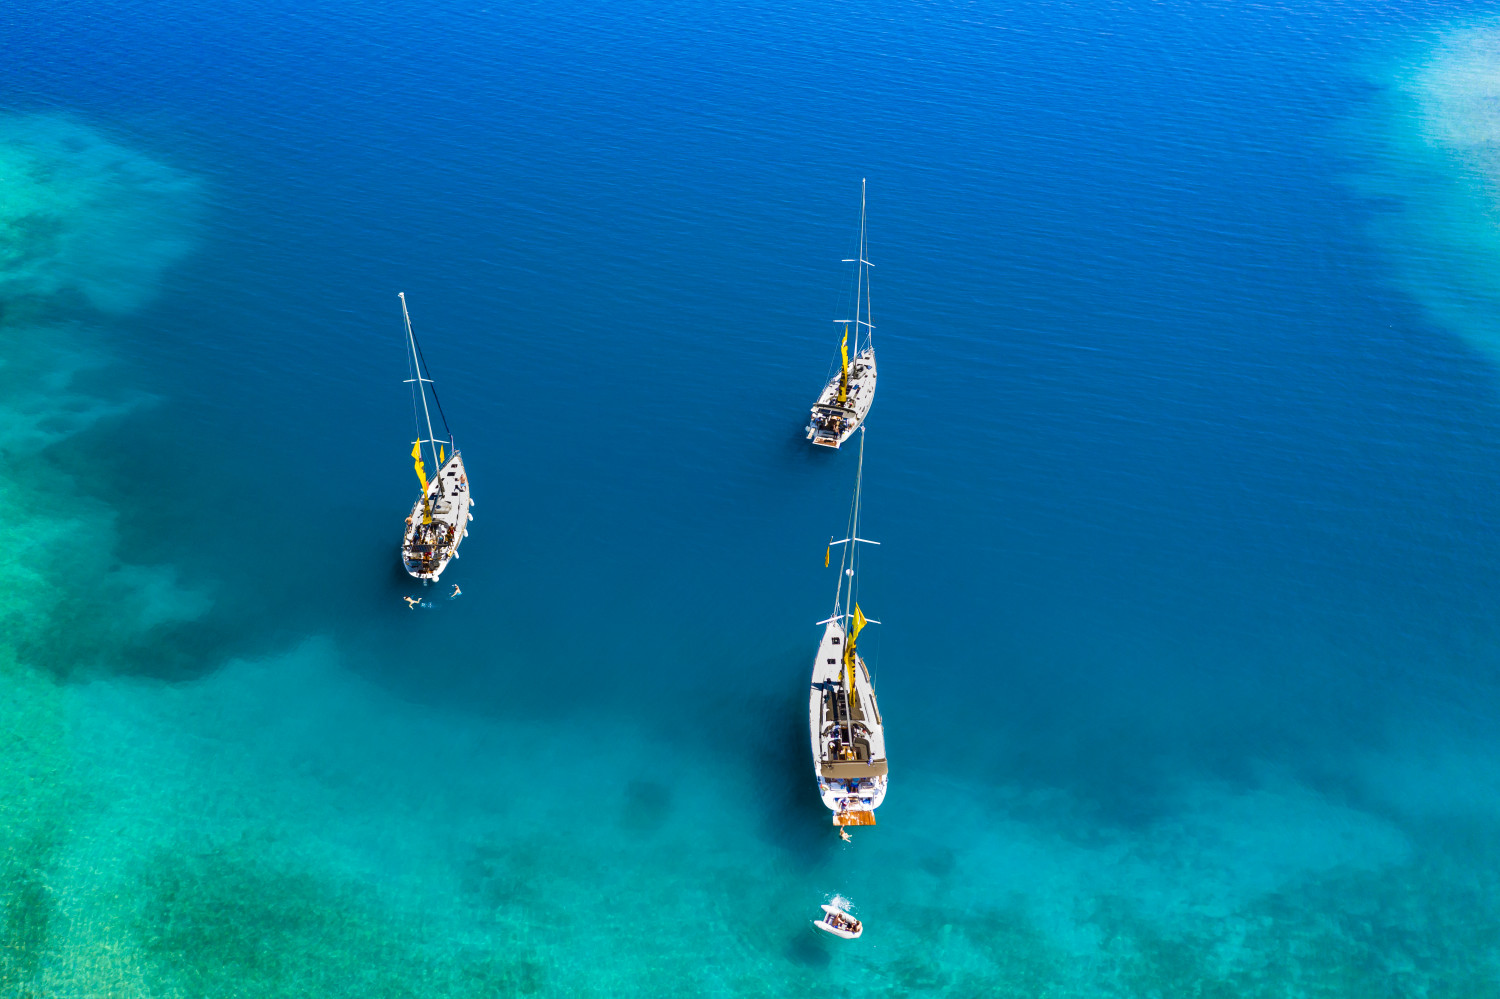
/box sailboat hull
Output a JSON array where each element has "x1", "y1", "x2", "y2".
[
  {"x1": 808, "y1": 618, "x2": 888, "y2": 824},
  {"x1": 806, "y1": 350, "x2": 877, "y2": 448},
  {"x1": 401, "y1": 452, "x2": 472, "y2": 581}
]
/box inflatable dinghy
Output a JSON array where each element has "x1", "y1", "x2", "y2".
[{"x1": 814, "y1": 903, "x2": 863, "y2": 939}]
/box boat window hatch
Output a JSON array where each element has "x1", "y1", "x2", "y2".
[
  {"x1": 831, "y1": 637, "x2": 840, "y2": 644},
  {"x1": 827, "y1": 658, "x2": 836, "y2": 664}
]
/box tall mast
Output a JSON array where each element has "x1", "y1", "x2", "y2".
[
  {"x1": 400, "y1": 293, "x2": 444, "y2": 492},
  {"x1": 838, "y1": 428, "x2": 868, "y2": 738},
  {"x1": 830, "y1": 427, "x2": 872, "y2": 616},
  {"x1": 857, "y1": 179, "x2": 866, "y2": 358},
  {"x1": 848, "y1": 426, "x2": 864, "y2": 623},
  {"x1": 835, "y1": 179, "x2": 873, "y2": 375}
]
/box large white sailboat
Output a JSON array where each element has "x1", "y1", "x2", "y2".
[
  {"x1": 808, "y1": 427, "x2": 887, "y2": 826},
  {"x1": 399, "y1": 293, "x2": 473, "y2": 581},
  {"x1": 806, "y1": 180, "x2": 878, "y2": 449}
]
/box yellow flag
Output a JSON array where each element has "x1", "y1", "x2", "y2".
[
  {"x1": 850, "y1": 604, "x2": 868, "y2": 643},
  {"x1": 439, "y1": 445, "x2": 445, "y2": 464},
  {"x1": 411, "y1": 440, "x2": 427, "y2": 493},
  {"x1": 840, "y1": 326, "x2": 850, "y2": 373},
  {"x1": 825, "y1": 544, "x2": 830, "y2": 567},
  {"x1": 843, "y1": 604, "x2": 862, "y2": 695}
]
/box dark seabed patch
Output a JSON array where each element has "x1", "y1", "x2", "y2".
[
  {"x1": 4, "y1": 3, "x2": 1500, "y2": 995},
  {"x1": 134, "y1": 839, "x2": 548, "y2": 998},
  {"x1": 620, "y1": 780, "x2": 673, "y2": 834}
]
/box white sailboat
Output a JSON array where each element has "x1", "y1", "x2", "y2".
[
  {"x1": 399, "y1": 292, "x2": 473, "y2": 581},
  {"x1": 808, "y1": 427, "x2": 887, "y2": 826},
  {"x1": 806, "y1": 180, "x2": 878, "y2": 449}
]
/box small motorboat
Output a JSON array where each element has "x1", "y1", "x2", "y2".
[{"x1": 814, "y1": 902, "x2": 863, "y2": 939}]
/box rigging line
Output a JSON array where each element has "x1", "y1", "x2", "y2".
[
  {"x1": 850, "y1": 425, "x2": 864, "y2": 622},
  {"x1": 834, "y1": 434, "x2": 860, "y2": 615},
  {"x1": 407, "y1": 307, "x2": 454, "y2": 442},
  {"x1": 832, "y1": 422, "x2": 865, "y2": 764},
  {"x1": 400, "y1": 294, "x2": 444, "y2": 489},
  {"x1": 852, "y1": 179, "x2": 868, "y2": 360},
  {"x1": 859, "y1": 178, "x2": 873, "y2": 357},
  {"x1": 859, "y1": 181, "x2": 865, "y2": 359},
  {"x1": 405, "y1": 305, "x2": 422, "y2": 444},
  {"x1": 400, "y1": 295, "x2": 433, "y2": 537},
  {"x1": 827, "y1": 198, "x2": 863, "y2": 370},
  {"x1": 840, "y1": 426, "x2": 867, "y2": 732}
]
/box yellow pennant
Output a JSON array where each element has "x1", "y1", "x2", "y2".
[
  {"x1": 411, "y1": 440, "x2": 427, "y2": 493},
  {"x1": 851, "y1": 604, "x2": 868, "y2": 643},
  {"x1": 840, "y1": 325, "x2": 850, "y2": 372},
  {"x1": 843, "y1": 606, "x2": 860, "y2": 690},
  {"x1": 825, "y1": 544, "x2": 830, "y2": 567},
  {"x1": 439, "y1": 445, "x2": 445, "y2": 464}
]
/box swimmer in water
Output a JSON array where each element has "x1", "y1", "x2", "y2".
[
  {"x1": 450, "y1": 583, "x2": 461, "y2": 599},
  {"x1": 403, "y1": 596, "x2": 420, "y2": 609},
  {"x1": 839, "y1": 827, "x2": 852, "y2": 843}
]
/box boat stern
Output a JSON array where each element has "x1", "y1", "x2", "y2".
[
  {"x1": 807, "y1": 404, "x2": 852, "y2": 448},
  {"x1": 818, "y1": 770, "x2": 888, "y2": 819}
]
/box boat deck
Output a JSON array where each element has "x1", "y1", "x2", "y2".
[
  {"x1": 402, "y1": 452, "x2": 472, "y2": 580},
  {"x1": 807, "y1": 351, "x2": 877, "y2": 448},
  {"x1": 807, "y1": 617, "x2": 888, "y2": 817}
]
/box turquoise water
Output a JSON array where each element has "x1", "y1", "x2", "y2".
[{"x1": 4, "y1": 1, "x2": 1500, "y2": 995}]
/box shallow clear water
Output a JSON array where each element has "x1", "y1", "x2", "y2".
[{"x1": 4, "y1": 1, "x2": 1500, "y2": 995}]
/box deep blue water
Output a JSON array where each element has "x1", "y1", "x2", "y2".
[{"x1": 4, "y1": 0, "x2": 1500, "y2": 994}]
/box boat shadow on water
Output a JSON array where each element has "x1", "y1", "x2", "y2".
[
  {"x1": 737, "y1": 674, "x2": 846, "y2": 869},
  {"x1": 618, "y1": 779, "x2": 673, "y2": 835},
  {"x1": 785, "y1": 925, "x2": 835, "y2": 968}
]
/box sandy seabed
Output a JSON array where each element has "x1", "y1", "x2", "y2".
[{"x1": 2, "y1": 110, "x2": 1499, "y2": 998}]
